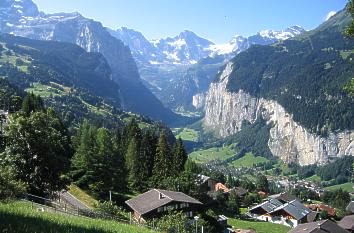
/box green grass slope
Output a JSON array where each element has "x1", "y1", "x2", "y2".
[
  {"x1": 0, "y1": 201, "x2": 156, "y2": 233},
  {"x1": 228, "y1": 218, "x2": 290, "y2": 233}
]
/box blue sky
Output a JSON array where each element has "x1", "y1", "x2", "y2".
[{"x1": 32, "y1": 0, "x2": 348, "y2": 43}]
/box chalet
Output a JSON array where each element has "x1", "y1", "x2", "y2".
[
  {"x1": 125, "y1": 189, "x2": 202, "y2": 223},
  {"x1": 249, "y1": 199, "x2": 315, "y2": 228},
  {"x1": 197, "y1": 175, "x2": 217, "y2": 193},
  {"x1": 339, "y1": 215, "x2": 354, "y2": 232},
  {"x1": 289, "y1": 219, "x2": 349, "y2": 233},
  {"x1": 249, "y1": 198, "x2": 283, "y2": 222},
  {"x1": 346, "y1": 201, "x2": 354, "y2": 214}
]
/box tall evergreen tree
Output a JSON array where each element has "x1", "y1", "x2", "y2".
[
  {"x1": 172, "y1": 138, "x2": 188, "y2": 174},
  {"x1": 151, "y1": 132, "x2": 172, "y2": 185},
  {"x1": 141, "y1": 130, "x2": 157, "y2": 178},
  {"x1": 21, "y1": 93, "x2": 44, "y2": 115}
]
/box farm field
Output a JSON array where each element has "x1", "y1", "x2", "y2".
[
  {"x1": 174, "y1": 127, "x2": 200, "y2": 142},
  {"x1": 324, "y1": 182, "x2": 354, "y2": 193},
  {"x1": 231, "y1": 153, "x2": 269, "y2": 168},
  {"x1": 0, "y1": 201, "x2": 156, "y2": 233},
  {"x1": 228, "y1": 218, "x2": 290, "y2": 233},
  {"x1": 188, "y1": 145, "x2": 236, "y2": 163}
]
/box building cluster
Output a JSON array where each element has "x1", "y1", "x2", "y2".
[{"x1": 123, "y1": 176, "x2": 354, "y2": 233}]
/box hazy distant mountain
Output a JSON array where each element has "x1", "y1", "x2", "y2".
[
  {"x1": 109, "y1": 26, "x2": 305, "y2": 65},
  {"x1": 0, "y1": 0, "x2": 180, "y2": 124}
]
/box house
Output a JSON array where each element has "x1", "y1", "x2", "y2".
[
  {"x1": 197, "y1": 175, "x2": 217, "y2": 193},
  {"x1": 268, "y1": 200, "x2": 315, "y2": 227},
  {"x1": 307, "y1": 203, "x2": 336, "y2": 217},
  {"x1": 288, "y1": 219, "x2": 349, "y2": 233},
  {"x1": 249, "y1": 199, "x2": 315, "y2": 228},
  {"x1": 125, "y1": 189, "x2": 202, "y2": 223},
  {"x1": 249, "y1": 198, "x2": 283, "y2": 222},
  {"x1": 339, "y1": 215, "x2": 354, "y2": 232},
  {"x1": 346, "y1": 201, "x2": 354, "y2": 214},
  {"x1": 215, "y1": 183, "x2": 230, "y2": 193}
]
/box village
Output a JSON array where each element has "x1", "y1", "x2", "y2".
[{"x1": 120, "y1": 172, "x2": 354, "y2": 233}]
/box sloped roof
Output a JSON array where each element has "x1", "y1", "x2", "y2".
[
  {"x1": 346, "y1": 201, "x2": 354, "y2": 214},
  {"x1": 125, "y1": 189, "x2": 202, "y2": 215},
  {"x1": 270, "y1": 200, "x2": 311, "y2": 220},
  {"x1": 250, "y1": 198, "x2": 283, "y2": 213},
  {"x1": 196, "y1": 174, "x2": 211, "y2": 184},
  {"x1": 289, "y1": 220, "x2": 349, "y2": 233},
  {"x1": 339, "y1": 215, "x2": 354, "y2": 231},
  {"x1": 270, "y1": 192, "x2": 298, "y2": 203}
]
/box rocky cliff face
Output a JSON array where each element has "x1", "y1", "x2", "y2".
[{"x1": 204, "y1": 62, "x2": 354, "y2": 166}]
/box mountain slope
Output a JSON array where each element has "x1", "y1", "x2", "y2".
[
  {"x1": 203, "y1": 10, "x2": 354, "y2": 165},
  {"x1": 0, "y1": 0, "x2": 179, "y2": 124},
  {"x1": 0, "y1": 32, "x2": 130, "y2": 128}
]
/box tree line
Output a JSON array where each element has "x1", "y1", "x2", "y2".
[{"x1": 0, "y1": 93, "x2": 189, "y2": 199}]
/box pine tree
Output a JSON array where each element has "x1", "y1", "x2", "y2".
[
  {"x1": 152, "y1": 132, "x2": 172, "y2": 185},
  {"x1": 141, "y1": 130, "x2": 157, "y2": 177},
  {"x1": 21, "y1": 93, "x2": 44, "y2": 115},
  {"x1": 172, "y1": 138, "x2": 187, "y2": 174}
]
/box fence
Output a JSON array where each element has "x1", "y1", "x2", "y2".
[{"x1": 23, "y1": 194, "x2": 157, "y2": 231}]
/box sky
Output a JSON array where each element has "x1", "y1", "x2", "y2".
[{"x1": 32, "y1": 0, "x2": 348, "y2": 43}]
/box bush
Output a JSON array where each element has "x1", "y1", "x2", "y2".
[
  {"x1": 94, "y1": 201, "x2": 129, "y2": 220},
  {"x1": 0, "y1": 165, "x2": 27, "y2": 200}
]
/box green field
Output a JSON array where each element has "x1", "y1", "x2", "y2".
[
  {"x1": 231, "y1": 153, "x2": 269, "y2": 168},
  {"x1": 189, "y1": 145, "x2": 236, "y2": 163},
  {"x1": 324, "y1": 182, "x2": 354, "y2": 193},
  {"x1": 0, "y1": 201, "x2": 156, "y2": 233},
  {"x1": 228, "y1": 218, "x2": 290, "y2": 233},
  {"x1": 174, "y1": 128, "x2": 200, "y2": 142}
]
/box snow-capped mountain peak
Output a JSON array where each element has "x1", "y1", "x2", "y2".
[{"x1": 109, "y1": 25, "x2": 305, "y2": 65}]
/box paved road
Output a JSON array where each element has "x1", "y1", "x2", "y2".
[{"x1": 60, "y1": 191, "x2": 91, "y2": 211}]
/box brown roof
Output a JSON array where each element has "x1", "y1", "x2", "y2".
[
  {"x1": 307, "y1": 204, "x2": 336, "y2": 217},
  {"x1": 125, "y1": 189, "x2": 202, "y2": 215},
  {"x1": 339, "y1": 215, "x2": 354, "y2": 231},
  {"x1": 289, "y1": 220, "x2": 349, "y2": 233}
]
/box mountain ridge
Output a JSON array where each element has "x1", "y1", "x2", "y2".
[{"x1": 0, "y1": 0, "x2": 181, "y2": 124}]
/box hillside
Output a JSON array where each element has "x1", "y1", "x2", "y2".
[
  {"x1": 0, "y1": 201, "x2": 156, "y2": 233},
  {"x1": 0, "y1": 0, "x2": 180, "y2": 124},
  {"x1": 0, "y1": 33, "x2": 155, "y2": 129},
  {"x1": 203, "y1": 10, "x2": 354, "y2": 165}
]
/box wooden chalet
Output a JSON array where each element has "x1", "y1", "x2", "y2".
[
  {"x1": 125, "y1": 189, "x2": 202, "y2": 223},
  {"x1": 249, "y1": 199, "x2": 315, "y2": 228}
]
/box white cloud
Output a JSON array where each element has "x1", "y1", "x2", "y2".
[{"x1": 325, "y1": 11, "x2": 336, "y2": 21}]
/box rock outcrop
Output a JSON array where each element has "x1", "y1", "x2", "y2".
[{"x1": 203, "y1": 62, "x2": 354, "y2": 166}]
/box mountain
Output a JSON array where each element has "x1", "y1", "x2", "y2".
[
  {"x1": 203, "y1": 10, "x2": 354, "y2": 166},
  {"x1": 0, "y1": 0, "x2": 179, "y2": 124},
  {"x1": 110, "y1": 26, "x2": 305, "y2": 112},
  {"x1": 110, "y1": 26, "x2": 305, "y2": 66},
  {"x1": 209, "y1": 26, "x2": 305, "y2": 56}
]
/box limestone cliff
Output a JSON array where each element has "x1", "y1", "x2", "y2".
[{"x1": 203, "y1": 62, "x2": 354, "y2": 166}]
